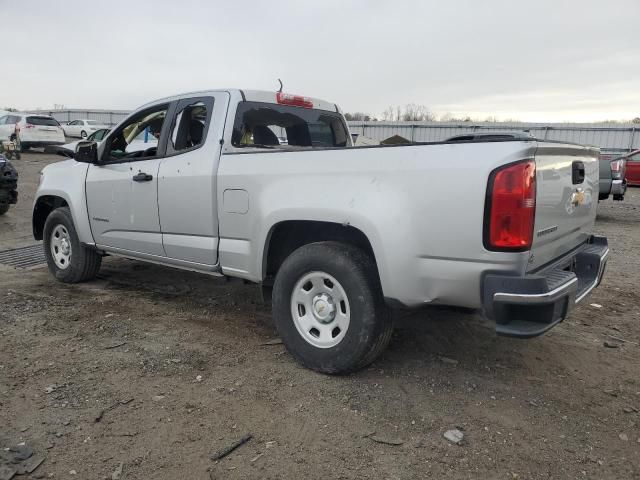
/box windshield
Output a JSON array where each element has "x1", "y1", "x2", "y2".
[{"x1": 231, "y1": 102, "x2": 349, "y2": 148}]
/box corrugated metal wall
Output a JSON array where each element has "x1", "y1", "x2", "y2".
[{"x1": 348, "y1": 121, "x2": 640, "y2": 154}]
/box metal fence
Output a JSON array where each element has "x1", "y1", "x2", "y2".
[
  {"x1": 347, "y1": 121, "x2": 640, "y2": 154},
  {"x1": 24, "y1": 109, "x2": 639, "y2": 154}
]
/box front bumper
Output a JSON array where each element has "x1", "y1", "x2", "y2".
[{"x1": 483, "y1": 236, "x2": 609, "y2": 338}]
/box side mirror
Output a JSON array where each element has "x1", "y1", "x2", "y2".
[{"x1": 74, "y1": 141, "x2": 98, "y2": 164}]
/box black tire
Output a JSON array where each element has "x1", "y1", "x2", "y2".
[
  {"x1": 272, "y1": 241, "x2": 392, "y2": 374},
  {"x1": 0, "y1": 204, "x2": 9, "y2": 215},
  {"x1": 80, "y1": 130, "x2": 87, "y2": 138},
  {"x1": 43, "y1": 207, "x2": 102, "y2": 283}
]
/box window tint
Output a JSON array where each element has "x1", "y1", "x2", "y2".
[
  {"x1": 629, "y1": 153, "x2": 640, "y2": 162},
  {"x1": 171, "y1": 101, "x2": 208, "y2": 151},
  {"x1": 27, "y1": 116, "x2": 59, "y2": 127},
  {"x1": 0, "y1": 116, "x2": 6, "y2": 125},
  {"x1": 87, "y1": 120, "x2": 99, "y2": 125},
  {"x1": 231, "y1": 102, "x2": 348, "y2": 148},
  {"x1": 106, "y1": 106, "x2": 167, "y2": 160}
]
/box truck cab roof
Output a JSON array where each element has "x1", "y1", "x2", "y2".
[{"x1": 139, "y1": 89, "x2": 339, "y2": 113}]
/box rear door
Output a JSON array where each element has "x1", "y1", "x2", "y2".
[
  {"x1": 0, "y1": 116, "x2": 11, "y2": 140},
  {"x1": 157, "y1": 93, "x2": 229, "y2": 265},
  {"x1": 65, "y1": 120, "x2": 80, "y2": 137},
  {"x1": 0, "y1": 115, "x2": 18, "y2": 141},
  {"x1": 528, "y1": 143, "x2": 599, "y2": 271},
  {"x1": 86, "y1": 103, "x2": 173, "y2": 256}
]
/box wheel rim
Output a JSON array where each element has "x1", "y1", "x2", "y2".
[
  {"x1": 290, "y1": 271, "x2": 350, "y2": 349},
  {"x1": 50, "y1": 224, "x2": 72, "y2": 269}
]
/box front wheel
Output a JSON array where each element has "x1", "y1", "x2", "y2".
[
  {"x1": 43, "y1": 207, "x2": 102, "y2": 283},
  {"x1": 272, "y1": 241, "x2": 393, "y2": 374},
  {"x1": 80, "y1": 130, "x2": 87, "y2": 138}
]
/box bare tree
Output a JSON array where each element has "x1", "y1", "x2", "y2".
[{"x1": 401, "y1": 104, "x2": 435, "y2": 122}]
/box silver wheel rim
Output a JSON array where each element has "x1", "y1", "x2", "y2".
[
  {"x1": 290, "y1": 271, "x2": 350, "y2": 349},
  {"x1": 50, "y1": 224, "x2": 72, "y2": 270}
]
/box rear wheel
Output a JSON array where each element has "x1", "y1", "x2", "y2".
[
  {"x1": 43, "y1": 207, "x2": 102, "y2": 283},
  {"x1": 272, "y1": 241, "x2": 392, "y2": 374}
]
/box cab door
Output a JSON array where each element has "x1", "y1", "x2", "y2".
[
  {"x1": 86, "y1": 103, "x2": 174, "y2": 257},
  {"x1": 157, "y1": 93, "x2": 229, "y2": 266}
]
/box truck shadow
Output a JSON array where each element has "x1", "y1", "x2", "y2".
[{"x1": 83, "y1": 257, "x2": 538, "y2": 378}]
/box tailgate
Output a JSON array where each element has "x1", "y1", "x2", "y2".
[{"x1": 528, "y1": 143, "x2": 599, "y2": 271}]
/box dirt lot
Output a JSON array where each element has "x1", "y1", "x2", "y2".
[{"x1": 1, "y1": 151, "x2": 639, "y2": 480}]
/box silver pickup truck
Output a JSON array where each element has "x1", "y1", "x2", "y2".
[{"x1": 33, "y1": 89, "x2": 609, "y2": 373}]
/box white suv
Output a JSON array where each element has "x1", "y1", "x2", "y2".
[
  {"x1": 0, "y1": 113, "x2": 66, "y2": 151},
  {"x1": 63, "y1": 119, "x2": 109, "y2": 138}
]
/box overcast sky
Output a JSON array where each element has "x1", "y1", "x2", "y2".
[{"x1": 1, "y1": 0, "x2": 638, "y2": 122}]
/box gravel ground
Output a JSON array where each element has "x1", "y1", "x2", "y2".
[{"x1": 0, "y1": 150, "x2": 639, "y2": 479}]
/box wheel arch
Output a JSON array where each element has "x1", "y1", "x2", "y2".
[
  {"x1": 262, "y1": 220, "x2": 380, "y2": 283},
  {"x1": 33, "y1": 195, "x2": 69, "y2": 240}
]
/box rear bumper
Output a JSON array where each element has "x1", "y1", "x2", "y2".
[
  {"x1": 483, "y1": 235, "x2": 608, "y2": 338},
  {"x1": 611, "y1": 179, "x2": 627, "y2": 196}
]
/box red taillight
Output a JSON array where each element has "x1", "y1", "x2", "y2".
[
  {"x1": 276, "y1": 92, "x2": 313, "y2": 108},
  {"x1": 23, "y1": 123, "x2": 35, "y2": 129},
  {"x1": 485, "y1": 160, "x2": 536, "y2": 251},
  {"x1": 610, "y1": 159, "x2": 625, "y2": 180}
]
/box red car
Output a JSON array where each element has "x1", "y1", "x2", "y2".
[{"x1": 621, "y1": 149, "x2": 640, "y2": 186}]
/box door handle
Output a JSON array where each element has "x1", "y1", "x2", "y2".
[{"x1": 132, "y1": 172, "x2": 153, "y2": 182}]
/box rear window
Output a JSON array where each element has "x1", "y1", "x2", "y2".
[
  {"x1": 231, "y1": 102, "x2": 348, "y2": 148},
  {"x1": 87, "y1": 120, "x2": 99, "y2": 125},
  {"x1": 27, "y1": 116, "x2": 60, "y2": 127}
]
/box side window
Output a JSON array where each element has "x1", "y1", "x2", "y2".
[
  {"x1": 105, "y1": 105, "x2": 168, "y2": 161},
  {"x1": 169, "y1": 99, "x2": 212, "y2": 153},
  {"x1": 630, "y1": 153, "x2": 640, "y2": 162},
  {"x1": 0, "y1": 116, "x2": 6, "y2": 125}
]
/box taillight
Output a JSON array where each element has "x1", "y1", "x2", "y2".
[
  {"x1": 484, "y1": 160, "x2": 536, "y2": 251},
  {"x1": 276, "y1": 92, "x2": 313, "y2": 108},
  {"x1": 23, "y1": 123, "x2": 34, "y2": 129},
  {"x1": 610, "y1": 159, "x2": 625, "y2": 180}
]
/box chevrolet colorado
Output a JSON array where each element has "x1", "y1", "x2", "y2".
[{"x1": 32, "y1": 89, "x2": 609, "y2": 373}]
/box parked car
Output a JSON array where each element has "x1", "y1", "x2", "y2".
[
  {"x1": 0, "y1": 113, "x2": 65, "y2": 151},
  {"x1": 0, "y1": 154, "x2": 18, "y2": 215},
  {"x1": 610, "y1": 149, "x2": 640, "y2": 187},
  {"x1": 62, "y1": 119, "x2": 109, "y2": 138},
  {"x1": 598, "y1": 153, "x2": 627, "y2": 200},
  {"x1": 32, "y1": 89, "x2": 608, "y2": 374}
]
